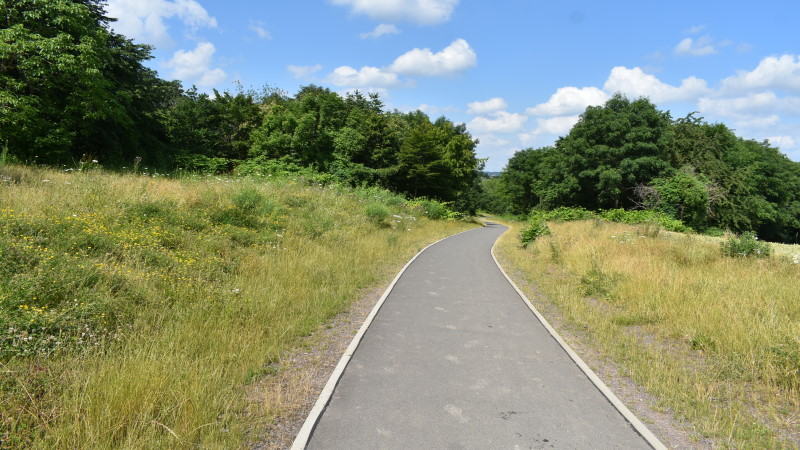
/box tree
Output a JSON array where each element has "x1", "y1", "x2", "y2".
[
  {"x1": 649, "y1": 169, "x2": 711, "y2": 230},
  {"x1": 554, "y1": 93, "x2": 673, "y2": 209},
  {"x1": 1, "y1": 0, "x2": 172, "y2": 166},
  {"x1": 499, "y1": 147, "x2": 547, "y2": 214}
]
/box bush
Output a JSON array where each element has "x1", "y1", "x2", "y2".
[
  {"x1": 175, "y1": 154, "x2": 231, "y2": 174},
  {"x1": 408, "y1": 198, "x2": 453, "y2": 220},
  {"x1": 721, "y1": 232, "x2": 771, "y2": 258},
  {"x1": 703, "y1": 227, "x2": 725, "y2": 237},
  {"x1": 211, "y1": 187, "x2": 276, "y2": 229},
  {"x1": 234, "y1": 156, "x2": 337, "y2": 185},
  {"x1": 599, "y1": 208, "x2": 690, "y2": 233},
  {"x1": 543, "y1": 206, "x2": 595, "y2": 222},
  {"x1": 520, "y1": 212, "x2": 551, "y2": 247},
  {"x1": 365, "y1": 203, "x2": 391, "y2": 227}
]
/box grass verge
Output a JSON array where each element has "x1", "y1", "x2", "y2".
[
  {"x1": 0, "y1": 165, "x2": 476, "y2": 448},
  {"x1": 494, "y1": 218, "x2": 799, "y2": 448}
]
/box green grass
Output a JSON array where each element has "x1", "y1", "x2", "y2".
[
  {"x1": 0, "y1": 165, "x2": 476, "y2": 448},
  {"x1": 494, "y1": 218, "x2": 799, "y2": 448}
]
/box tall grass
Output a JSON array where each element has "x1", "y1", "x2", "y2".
[
  {"x1": 0, "y1": 165, "x2": 474, "y2": 448},
  {"x1": 495, "y1": 219, "x2": 799, "y2": 448}
]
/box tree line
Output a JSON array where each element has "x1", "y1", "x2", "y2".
[
  {"x1": 5, "y1": 1, "x2": 798, "y2": 237},
  {"x1": 1, "y1": 0, "x2": 483, "y2": 211},
  {"x1": 481, "y1": 94, "x2": 800, "y2": 243}
]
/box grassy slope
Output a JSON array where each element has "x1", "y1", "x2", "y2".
[
  {"x1": 0, "y1": 166, "x2": 475, "y2": 448},
  {"x1": 495, "y1": 218, "x2": 799, "y2": 448}
]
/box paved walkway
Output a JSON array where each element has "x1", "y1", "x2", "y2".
[{"x1": 304, "y1": 223, "x2": 654, "y2": 449}]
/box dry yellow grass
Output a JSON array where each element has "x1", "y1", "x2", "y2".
[
  {"x1": 0, "y1": 166, "x2": 475, "y2": 448},
  {"x1": 495, "y1": 219, "x2": 799, "y2": 448}
]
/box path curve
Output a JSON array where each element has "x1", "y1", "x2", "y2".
[{"x1": 295, "y1": 223, "x2": 663, "y2": 449}]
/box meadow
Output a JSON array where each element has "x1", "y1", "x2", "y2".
[
  {"x1": 495, "y1": 218, "x2": 799, "y2": 448},
  {"x1": 0, "y1": 165, "x2": 475, "y2": 448}
]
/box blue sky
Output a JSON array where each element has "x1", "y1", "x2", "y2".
[{"x1": 106, "y1": 0, "x2": 800, "y2": 171}]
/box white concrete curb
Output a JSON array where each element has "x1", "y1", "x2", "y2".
[
  {"x1": 489, "y1": 223, "x2": 667, "y2": 450},
  {"x1": 290, "y1": 226, "x2": 480, "y2": 450}
]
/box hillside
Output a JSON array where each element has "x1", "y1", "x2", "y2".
[{"x1": 0, "y1": 165, "x2": 476, "y2": 447}]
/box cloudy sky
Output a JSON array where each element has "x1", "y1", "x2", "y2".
[{"x1": 106, "y1": 0, "x2": 800, "y2": 171}]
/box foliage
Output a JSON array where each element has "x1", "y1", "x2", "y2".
[
  {"x1": 1, "y1": 1, "x2": 483, "y2": 211},
  {"x1": 520, "y1": 211, "x2": 551, "y2": 247},
  {"x1": 498, "y1": 95, "x2": 800, "y2": 243},
  {"x1": 474, "y1": 175, "x2": 512, "y2": 214},
  {"x1": 598, "y1": 208, "x2": 689, "y2": 232},
  {"x1": 647, "y1": 169, "x2": 711, "y2": 230},
  {"x1": 541, "y1": 206, "x2": 595, "y2": 222},
  {"x1": 407, "y1": 197, "x2": 456, "y2": 220},
  {"x1": 720, "y1": 232, "x2": 772, "y2": 258},
  {"x1": 364, "y1": 203, "x2": 391, "y2": 226},
  {"x1": 0, "y1": 0, "x2": 176, "y2": 166}
]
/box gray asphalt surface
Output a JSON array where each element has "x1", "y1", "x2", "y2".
[{"x1": 305, "y1": 223, "x2": 652, "y2": 449}]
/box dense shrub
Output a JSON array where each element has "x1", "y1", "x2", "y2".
[
  {"x1": 365, "y1": 203, "x2": 391, "y2": 226},
  {"x1": 408, "y1": 198, "x2": 454, "y2": 220},
  {"x1": 599, "y1": 208, "x2": 690, "y2": 232},
  {"x1": 542, "y1": 206, "x2": 595, "y2": 222},
  {"x1": 520, "y1": 212, "x2": 551, "y2": 247},
  {"x1": 721, "y1": 232, "x2": 771, "y2": 258}
]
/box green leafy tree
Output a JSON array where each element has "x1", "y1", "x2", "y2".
[
  {"x1": 1, "y1": 0, "x2": 172, "y2": 166},
  {"x1": 649, "y1": 169, "x2": 710, "y2": 230},
  {"x1": 554, "y1": 93, "x2": 673, "y2": 209},
  {"x1": 499, "y1": 147, "x2": 548, "y2": 214}
]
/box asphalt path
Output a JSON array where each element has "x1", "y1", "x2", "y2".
[{"x1": 303, "y1": 223, "x2": 655, "y2": 449}]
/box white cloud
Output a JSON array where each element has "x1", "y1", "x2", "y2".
[
  {"x1": 537, "y1": 115, "x2": 580, "y2": 135},
  {"x1": 684, "y1": 24, "x2": 707, "y2": 35},
  {"x1": 249, "y1": 21, "x2": 272, "y2": 40},
  {"x1": 467, "y1": 98, "x2": 507, "y2": 115},
  {"x1": 287, "y1": 64, "x2": 323, "y2": 79},
  {"x1": 603, "y1": 66, "x2": 710, "y2": 103},
  {"x1": 699, "y1": 92, "x2": 800, "y2": 122},
  {"x1": 417, "y1": 104, "x2": 459, "y2": 115},
  {"x1": 360, "y1": 24, "x2": 400, "y2": 39},
  {"x1": 475, "y1": 134, "x2": 510, "y2": 147},
  {"x1": 468, "y1": 111, "x2": 527, "y2": 134},
  {"x1": 732, "y1": 115, "x2": 781, "y2": 129},
  {"x1": 674, "y1": 36, "x2": 717, "y2": 56},
  {"x1": 518, "y1": 116, "x2": 580, "y2": 146},
  {"x1": 526, "y1": 87, "x2": 608, "y2": 116},
  {"x1": 164, "y1": 42, "x2": 226, "y2": 86},
  {"x1": 106, "y1": 0, "x2": 217, "y2": 46},
  {"x1": 327, "y1": 65, "x2": 402, "y2": 90},
  {"x1": 389, "y1": 39, "x2": 476, "y2": 76},
  {"x1": 330, "y1": 0, "x2": 458, "y2": 25},
  {"x1": 721, "y1": 55, "x2": 800, "y2": 93},
  {"x1": 766, "y1": 135, "x2": 796, "y2": 149}
]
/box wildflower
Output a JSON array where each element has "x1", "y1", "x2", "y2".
[
  {"x1": 42, "y1": 179, "x2": 50, "y2": 182},
  {"x1": 232, "y1": 288, "x2": 241, "y2": 294}
]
